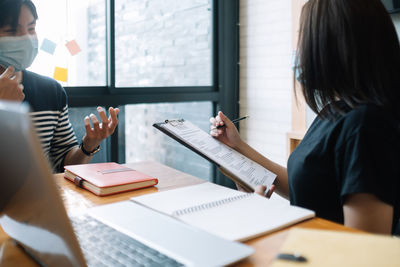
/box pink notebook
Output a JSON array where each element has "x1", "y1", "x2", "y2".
[{"x1": 64, "y1": 162, "x2": 158, "y2": 196}]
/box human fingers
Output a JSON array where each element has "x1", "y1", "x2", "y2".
[
  {"x1": 210, "y1": 124, "x2": 223, "y2": 137},
  {"x1": 209, "y1": 116, "x2": 219, "y2": 127},
  {"x1": 210, "y1": 118, "x2": 217, "y2": 130},
  {"x1": 218, "y1": 111, "x2": 235, "y2": 128},
  {"x1": 209, "y1": 117, "x2": 220, "y2": 136},
  {"x1": 210, "y1": 113, "x2": 227, "y2": 134},
  {"x1": 255, "y1": 185, "x2": 267, "y2": 197},
  {"x1": 210, "y1": 130, "x2": 219, "y2": 137},
  {"x1": 97, "y1": 107, "x2": 108, "y2": 125},
  {"x1": 108, "y1": 107, "x2": 118, "y2": 122},
  {"x1": 264, "y1": 185, "x2": 275, "y2": 199},
  {"x1": 84, "y1": 116, "x2": 93, "y2": 135},
  {"x1": 0, "y1": 66, "x2": 15, "y2": 79},
  {"x1": 214, "y1": 114, "x2": 225, "y2": 128},
  {"x1": 210, "y1": 126, "x2": 227, "y2": 137},
  {"x1": 107, "y1": 107, "x2": 119, "y2": 132},
  {"x1": 90, "y1": 113, "x2": 101, "y2": 132},
  {"x1": 14, "y1": 71, "x2": 22, "y2": 84},
  {"x1": 17, "y1": 84, "x2": 25, "y2": 101}
]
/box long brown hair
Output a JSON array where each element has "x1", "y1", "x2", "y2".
[{"x1": 295, "y1": 0, "x2": 400, "y2": 118}]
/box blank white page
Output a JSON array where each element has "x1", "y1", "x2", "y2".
[{"x1": 131, "y1": 182, "x2": 315, "y2": 241}]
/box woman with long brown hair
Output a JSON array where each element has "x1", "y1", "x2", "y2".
[{"x1": 211, "y1": 0, "x2": 400, "y2": 235}]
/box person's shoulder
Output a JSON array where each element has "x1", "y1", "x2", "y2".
[
  {"x1": 346, "y1": 103, "x2": 395, "y2": 124},
  {"x1": 23, "y1": 71, "x2": 68, "y2": 110},
  {"x1": 343, "y1": 103, "x2": 399, "y2": 137},
  {"x1": 24, "y1": 70, "x2": 65, "y2": 93}
]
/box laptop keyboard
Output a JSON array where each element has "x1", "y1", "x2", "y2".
[{"x1": 71, "y1": 215, "x2": 184, "y2": 267}]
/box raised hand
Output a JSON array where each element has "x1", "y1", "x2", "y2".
[
  {"x1": 0, "y1": 66, "x2": 24, "y2": 102},
  {"x1": 82, "y1": 106, "x2": 120, "y2": 152}
]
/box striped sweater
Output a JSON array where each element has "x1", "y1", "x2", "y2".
[{"x1": 23, "y1": 70, "x2": 78, "y2": 172}]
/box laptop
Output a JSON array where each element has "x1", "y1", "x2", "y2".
[{"x1": 0, "y1": 101, "x2": 253, "y2": 267}]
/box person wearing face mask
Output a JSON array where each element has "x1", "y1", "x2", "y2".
[
  {"x1": 211, "y1": 0, "x2": 400, "y2": 235},
  {"x1": 0, "y1": 0, "x2": 120, "y2": 172}
]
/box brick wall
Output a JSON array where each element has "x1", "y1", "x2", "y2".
[
  {"x1": 239, "y1": 0, "x2": 292, "y2": 166},
  {"x1": 114, "y1": 0, "x2": 212, "y2": 87}
]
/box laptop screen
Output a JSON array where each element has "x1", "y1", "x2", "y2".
[{"x1": 0, "y1": 101, "x2": 86, "y2": 266}]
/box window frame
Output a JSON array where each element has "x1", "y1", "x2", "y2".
[{"x1": 65, "y1": 0, "x2": 239, "y2": 186}]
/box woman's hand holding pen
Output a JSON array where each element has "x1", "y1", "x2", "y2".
[
  {"x1": 209, "y1": 111, "x2": 244, "y2": 150},
  {"x1": 211, "y1": 111, "x2": 276, "y2": 198},
  {"x1": 234, "y1": 181, "x2": 275, "y2": 198}
]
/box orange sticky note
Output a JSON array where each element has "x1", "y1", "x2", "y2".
[
  {"x1": 65, "y1": 40, "x2": 81, "y2": 56},
  {"x1": 53, "y1": 67, "x2": 68, "y2": 82}
]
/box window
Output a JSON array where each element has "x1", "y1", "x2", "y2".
[
  {"x1": 115, "y1": 0, "x2": 212, "y2": 87},
  {"x1": 29, "y1": 0, "x2": 106, "y2": 86},
  {"x1": 125, "y1": 102, "x2": 213, "y2": 180},
  {"x1": 28, "y1": 0, "x2": 239, "y2": 186}
]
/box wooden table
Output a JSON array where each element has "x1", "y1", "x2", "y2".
[{"x1": 0, "y1": 161, "x2": 360, "y2": 266}]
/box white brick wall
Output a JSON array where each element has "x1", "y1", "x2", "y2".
[{"x1": 239, "y1": 0, "x2": 292, "y2": 166}]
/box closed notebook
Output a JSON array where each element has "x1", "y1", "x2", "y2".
[
  {"x1": 271, "y1": 228, "x2": 400, "y2": 267},
  {"x1": 64, "y1": 162, "x2": 158, "y2": 196},
  {"x1": 131, "y1": 182, "x2": 315, "y2": 241}
]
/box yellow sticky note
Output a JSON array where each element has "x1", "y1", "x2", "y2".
[
  {"x1": 65, "y1": 40, "x2": 81, "y2": 56},
  {"x1": 53, "y1": 67, "x2": 68, "y2": 82}
]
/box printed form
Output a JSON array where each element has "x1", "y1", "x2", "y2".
[{"x1": 163, "y1": 121, "x2": 276, "y2": 189}]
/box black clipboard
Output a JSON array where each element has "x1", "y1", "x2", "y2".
[{"x1": 153, "y1": 119, "x2": 255, "y2": 192}]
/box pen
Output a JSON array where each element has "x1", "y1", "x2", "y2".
[
  {"x1": 276, "y1": 253, "x2": 307, "y2": 262},
  {"x1": 216, "y1": 115, "x2": 249, "y2": 128}
]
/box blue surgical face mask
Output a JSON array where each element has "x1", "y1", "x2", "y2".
[{"x1": 0, "y1": 35, "x2": 38, "y2": 72}]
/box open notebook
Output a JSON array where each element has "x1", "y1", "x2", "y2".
[{"x1": 132, "y1": 183, "x2": 315, "y2": 241}]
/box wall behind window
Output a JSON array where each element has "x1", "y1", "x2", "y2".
[
  {"x1": 239, "y1": 0, "x2": 292, "y2": 167},
  {"x1": 28, "y1": 0, "x2": 106, "y2": 86},
  {"x1": 115, "y1": 0, "x2": 212, "y2": 87}
]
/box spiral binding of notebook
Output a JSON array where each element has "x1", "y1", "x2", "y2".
[{"x1": 171, "y1": 193, "x2": 252, "y2": 217}]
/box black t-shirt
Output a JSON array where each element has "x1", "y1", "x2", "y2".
[{"x1": 288, "y1": 102, "x2": 400, "y2": 234}]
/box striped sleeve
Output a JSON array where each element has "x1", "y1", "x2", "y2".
[{"x1": 49, "y1": 105, "x2": 78, "y2": 171}]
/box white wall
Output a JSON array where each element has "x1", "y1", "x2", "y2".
[{"x1": 239, "y1": 0, "x2": 292, "y2": 166}]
